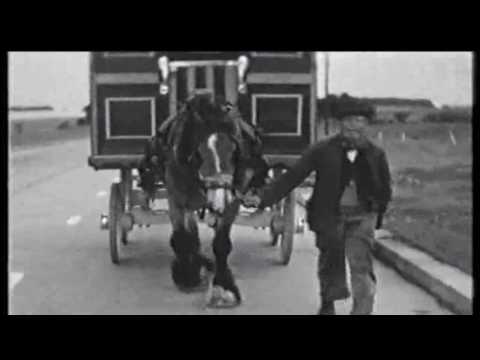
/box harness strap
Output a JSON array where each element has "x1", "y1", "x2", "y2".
[{"x1": 236, "y1": 117, "x2": 257, "y2": 142}]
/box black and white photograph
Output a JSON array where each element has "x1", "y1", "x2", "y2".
[{"x1": 8, "y1": 51, "x2": 473, "y2": 315}]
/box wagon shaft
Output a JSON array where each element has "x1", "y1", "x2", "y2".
[{"x1": 234, "y1": 210, "x2": 276, "y2": 229}]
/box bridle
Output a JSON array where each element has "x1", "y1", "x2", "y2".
[
  {"x1": 163, "y1": 99, "x2": 263, "y2": 212},
  {"x1": 188, "y1": 131, "x2": 260, "y2": 216}
]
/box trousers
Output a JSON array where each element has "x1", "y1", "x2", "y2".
[{"x1": 315, "y1": 212, "x2": 377, "y2": 315}]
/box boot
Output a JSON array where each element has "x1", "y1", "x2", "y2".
[
  {"x1": 350, "y1": 299, "x2": 374, "y2": 315},
  {"x1": 317, "y1": 301, "x2": 336, "y2": 315}
]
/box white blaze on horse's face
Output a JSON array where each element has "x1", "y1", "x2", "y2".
[
  {"x1": 199, "y1": 132, "x2": 236, "y2": 178},
  {"x1": 199, "y1": 132, "x2": 236, "y2": 214},
  {"x1": 208, "y1": 133, "x2": 222, "y2": 174}
]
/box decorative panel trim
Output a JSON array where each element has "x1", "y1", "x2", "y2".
[
  {"x1": 105, "y1": 97, "x2": 156, "y2": 139},
  {"x1": 252, "y1": 94, "x2": 303, "y2": 136}
]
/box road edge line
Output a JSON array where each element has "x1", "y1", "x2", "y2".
[{"x1": 373, "y1": 233, "x2": 472, "y2": 315}]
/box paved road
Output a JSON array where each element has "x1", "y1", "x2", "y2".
[{"x1": 9, "y1": 139, "x2": 452, "y2": 315}]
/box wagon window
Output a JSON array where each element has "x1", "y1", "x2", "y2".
[
  {"x1": 105, "y1": 97, "x2": 156, "y2": 139},
  {"x1": 195, "y1": 66, "x2": 207, "y2": 89},
  {"x1": 250, "y1": 52, "x2": 303, "y2": 58},
  {"x1": 103, "y1": 52, "x2": 155, "y2": 57},
  {"x1": 252, "y1": 94, "x2": 303, "y2": 136}
]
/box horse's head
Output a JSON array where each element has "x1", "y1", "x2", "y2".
[
  {"x1": 193, "y1": 95, "x2": 243, "y2": 213},
  {"x1": 197, "y1": 131, "x2": 238, "y2": 214},
  {"x1": 170, "y1": 93, "x2": 252, "y2": 213},
  {"x1": 164, "y1": 92, "x2": 266, "y2": 214}
]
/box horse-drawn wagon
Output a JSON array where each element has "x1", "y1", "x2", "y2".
[{"x1": 88, "y1": 51, "x2": 318, "y2": 307}]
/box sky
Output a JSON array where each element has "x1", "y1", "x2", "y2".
[{"x1": 8, "y1": 52, "x2": 473, "y2": 112}]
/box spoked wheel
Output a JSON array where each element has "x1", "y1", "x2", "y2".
[
  {"x1": 270, "y1": 204, "x2": 281, "y2": 246},
  {"x1": 270, "y1": 201, "x2": 281, "y2": 246},
  {"x1": 268, "y1": 165, "x2": 285, "y2": 247},
  {"x1": 279, "y1": 190, "x2": 296, "y2": 265},
  {"x1": 270, "y1": 230, "x2": 280, "y2": 246},
  {"x1": 120, "y1": 225, "x2": 128, "y2": 245},
  {"x1": 267, "y1": 165, "x2": 296, "y2": 265},
  {"x1": 109, "y1": 183, "x2": 128, "y2": 264}
]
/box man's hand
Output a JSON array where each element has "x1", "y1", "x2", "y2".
[{"x1": 242, "y1": 193, "x2": 261, "y2": 208}]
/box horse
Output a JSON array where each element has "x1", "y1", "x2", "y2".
[{"x1": 139, "y1": 93, "x2": 269, "y2": 307}]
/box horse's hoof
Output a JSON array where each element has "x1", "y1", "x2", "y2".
[
  {"x1": 171, "y1": 257, "x2": 213, "y2": 292},
  {"x1": 205, "y1": 285, "x2": 241, "y2": 309}
]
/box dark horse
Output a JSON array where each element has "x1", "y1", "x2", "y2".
[{"x1": 139, "y1": 93, "x2": 268, "y2": 307}]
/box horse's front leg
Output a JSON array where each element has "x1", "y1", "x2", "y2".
[
  {"x1": 207, "y1": 202, "x2": 242, "y2": 308},
  {"x1": 168, "y1": 197, "x2": 213, "y2": 291}
]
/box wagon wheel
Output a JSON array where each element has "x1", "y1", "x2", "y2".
[
  {"x1": 109, "y1": 183, "x2": 128, "y2": 264},
  {"x1": 268, "y1": 165, "x2": 287, "y2": 246},
  {"x1": 121, "y1": 227, "x2": 128, "y2": 245},
  {"x1": 270, "y1": 201, "x2": 282, "y2": 246},
  {"x1": 279, "y1": 190, "x2": 296, "y2": 265},
  {"x1": 119, "y1": 191, "x2": 128, "y2": 245}
]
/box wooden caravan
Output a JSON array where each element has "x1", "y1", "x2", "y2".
[
  {"x1": 88, "y1": 51, "x2": 317, "y2": 170},
  {"x1": 88, "y1": 52, "x2": 316, "y2": 265}
]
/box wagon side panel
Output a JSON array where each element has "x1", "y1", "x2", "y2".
[
  {"x1": 241, "y1": 52, "x2": 317, "y2": 164},
  {"x1": 89, "y1": 52, "x2": 169, "y2": 169}
]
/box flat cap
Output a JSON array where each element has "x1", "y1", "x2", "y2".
[{"x1": 330, "y1": 94, "x2": 375, "y2": 120}]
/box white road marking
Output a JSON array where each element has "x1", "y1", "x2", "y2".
[
  {"x1": 207, "y1": 133, "x2": 221, "y2": 173},
  {"x1": 96, "y1": 190, "x2": 107, "y2": 198},
  {"x1": 9, "y1": 272, "x2": 24, "y2": 291},
  {"x1": 66, "y1": 215, "x2": 82, "y2": 226},
  {"x1": 449, "y1": 130, "x2": 457, "y2": 146}
]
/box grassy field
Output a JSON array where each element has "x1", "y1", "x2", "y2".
[
  {"x1": 368, "y1": 122, "x2": 472, "y2": 274},
  {"x1": 9, "y1": 117, "x2": 89, "y2": 151}
]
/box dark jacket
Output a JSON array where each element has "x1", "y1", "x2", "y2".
[{"x1": 259, "y1": 135, "x2": 392, "y2": 232}]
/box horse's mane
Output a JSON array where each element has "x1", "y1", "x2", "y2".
[{"x1": 160, "y1": 94, "x2": 260, "y2": 164}]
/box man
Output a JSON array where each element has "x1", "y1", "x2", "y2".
[{"x1": 244, "y1": 95, "x2": 392, "y2": 315}]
